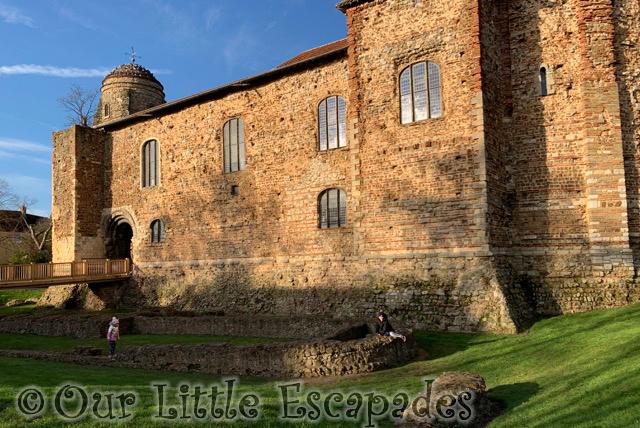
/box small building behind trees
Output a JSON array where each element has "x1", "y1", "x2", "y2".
[{"x1": 0, "y1": 210, "x2": 51, "y2": 264}]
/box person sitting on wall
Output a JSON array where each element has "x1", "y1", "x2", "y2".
[{"x1": 376, "y1": 311, "x2": 406, "y2": 342}]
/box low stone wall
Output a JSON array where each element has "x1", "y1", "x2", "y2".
[
  {"x1": 532, "y1": 279, "x2": 640, "y2": 316},
  {"x1": 0, "y1": 311, "x2": 363, "y2": 340},
  {"x1": 113, "y1": 333, "x2": 417, "y2": 378},
  {"x1": 0, "y1": 312, "x2": 134, "y2": 339},
  {"x1": 0, "y1": 332, "x2": 417, "y2": 378}
]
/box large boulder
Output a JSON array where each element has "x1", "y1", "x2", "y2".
[
  {"x1": 37, "y1": 282, "x2": 125, "y2": 310},
  {"x1": 397, "y1": 371, "x2": 496, "y2": 427}
]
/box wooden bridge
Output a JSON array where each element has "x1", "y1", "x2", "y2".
[{"x1": 0, "y1": 259, "x2": 131, "y2": 290}]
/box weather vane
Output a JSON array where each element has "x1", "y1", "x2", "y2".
[{"x1": 126, "y1": 47, "x2": 141, "y2": 64}]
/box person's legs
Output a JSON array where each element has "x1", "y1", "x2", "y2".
[
  {"x1": 387, "y1": 331, "x2": 407, "y2": 342},
  {"x1": 109, "y1": 340, "x2": 116, "y2": 357}
]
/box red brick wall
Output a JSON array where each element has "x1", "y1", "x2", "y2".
[
  {"x1": 614, "y1": 0, "x2": 640, "y2": 266},
  {"x1": 51, "y1": 0, "x2": 640, "y2": 331},
  {"x1": 347, "y1": 0, "x2": 489, "y2": 255},
  {"x1": 105, "y1": 58, "x2": 351, "y2": 262}
]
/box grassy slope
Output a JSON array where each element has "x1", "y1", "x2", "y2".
[
  {"x1": 0, "y1": 303, "x2": 638, "y2": 427},
  {"x1": 0, "y1": 290, "x2": 43, "y2": 306}
]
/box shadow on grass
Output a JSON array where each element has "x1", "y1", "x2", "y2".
[
  {"x1": 488, "y1": 382, "x2": 541, "y2": 410},
  {"x1": 413, "y1": 330, "x2": 508, "y2": 360}
]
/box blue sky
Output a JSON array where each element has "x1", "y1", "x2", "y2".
[{"x1": 0, "y1": 0, "x2": 347, "y2": 217}]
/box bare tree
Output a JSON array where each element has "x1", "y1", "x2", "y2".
[
  {"x1": 0, "y1": 180, "x2": 20, "y2": 253},
  {"x1": 0, "y1": 178, "x2": 18, "y2": 210},
  {"x1": 58, "y1": 84, "x2": 99, "y2": 127},
  {"x1": 18, "y1": 206, "x2": 52, "y2": 252},
  {"x1": 0, "y1": 181, "x2": 50, "y2": 261}
]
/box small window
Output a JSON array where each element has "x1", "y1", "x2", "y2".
[
  {"x1": 223, "y1": 118, "x2": 246, "y2": 173},
  {"x1": 540, "y1": 67, "x2": 548, "y2": 96},
  {"x1": 141, "y1": 139, "x2": 159, "y2": 188},
  {"x1": 318, "y1": 96, "x2": 347, "y2": 150},
  {"x1": 104, "y1": 103, "x2": 110, "y2": 118},
  {"x1": 318, "y1": 188, "x2": 347, "y2": 228},
  {"x1": 150, "y1": 220, "x2": 165, "y2": 243},
  {"x1": 400, "y1": 61, "x2": 442, "y2": 124}
]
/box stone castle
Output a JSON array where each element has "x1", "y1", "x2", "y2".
[{"x1": 51, "y1": 0, "x2": 640, "y2": 333}]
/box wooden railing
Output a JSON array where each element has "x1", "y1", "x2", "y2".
[{"x1": 0, "y1": 259, "x2": 131, "y2": 288}]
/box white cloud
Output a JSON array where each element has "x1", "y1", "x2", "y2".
[
  {"x1": 0, "y1": 151, "x2": 50, "y2": 165},
  {"x1": 142, "y1": 0, "x2": 195, "y2": 39},
  {"x1": 0, "y1": 138, "x2": 51, "y2": 166},
  {"x1": 0, "y1": 137, "x2": 51, "y2": 153},
  {"x1": 223, "y1": 25, "x2": 259, "y2": 69},
  {"x1": 205, "y1": 5, "x2": 221, "y2": 30},
  {"x1": 0, "y1": 3, "x2": 35, "y2": 27},
  {"x1": 0, "y1": 64, "x2": 111, "y2": 78},
  {"x1": 58, "y1": 6, "x2": 98, "y2": 30}
]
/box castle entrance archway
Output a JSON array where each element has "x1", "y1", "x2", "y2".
[{"x1": 106, "y1": 216, "x2": 134, "y2": 261}]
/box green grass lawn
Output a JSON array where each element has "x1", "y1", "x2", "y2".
[
  {"x1": 0, "y1": 289, "x2": 43, "y2": 315},
  {"x1": 0, "y1": 303, "x2": 639, "y2": 427},
  {"x1": 0, "y1": 333, "x2": 291, "y2": 351},
  {"x1": 0, "y1": 290, "x2": 43, "y2": 306},
  {"x1": 0, "y1": 305, "x2": 37, "y2": 315}
]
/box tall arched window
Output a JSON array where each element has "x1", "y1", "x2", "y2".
[
  {"x1": 400, "y1": 61, "x2": 442, "y2": 124},
  {"x1": 104, "y1": 103, "x2": 110, "y2": 118},
  {"x1": 318, "y1": 96, "x2": 347, "y2": 150},
  {"x1": 141, "y1": 139, "x2": 159, "y2": 188},
  {"x1": 223, "y1": 118, "x2": 245, "y2": 173},
  {"x1": 150, "y1": 219, "x2": 165, "y2": 243},
  {"x1": 318, "y1": 188, "x2": 347, "y2": 228}
]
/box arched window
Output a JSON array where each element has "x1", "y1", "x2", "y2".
[
  {"x1": 540, "y1": 67, "x2": 548, "y2": 96},
  {"x1": 318, "y1": 96, "x2": 347, "y2": 150},
  {"x1": 141, "y1": 139, "x2": 159, "y2": 188},
  {"x1": 104, "y1": 103, "x2": 110, "y2": 118},
  {"x1": 150, "y1": 219, "x2": 165, "y2": 243},
  {"x1": 223, "y1": 118, "x2": 245, "y2": 173},
  {"x1": 318, "y1": 188, "x2": 347, "y2": 228},
  {"x1": 400, "y1": 61, "x2": 442, "y2": 124}
]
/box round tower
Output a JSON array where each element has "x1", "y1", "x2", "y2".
[{"x1": 94, "y1": 63, "x2": 165, "y2": 125}]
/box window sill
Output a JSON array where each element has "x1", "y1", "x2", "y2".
[
  {"x1": 400, "y1": 117, "x2": 445, "y2": 127},
  {"x1": 223, "y1": 169, "x2": 246, "y2": 175},
  {"x1": 316, "y1": 146, "x2": 349, "y2": 153}
]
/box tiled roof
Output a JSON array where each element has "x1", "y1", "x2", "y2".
[
  {"x1": 96, "y1": 40, "x2": 348, "y2": 130},
  {"x1": 0, "y1": 210, "x2": 45, "y2": 232},
  {"x1": 336, "y1": 0, "x2": 374, "y2": 11},
  {"x1": 277, "y1": 39, "x2": 348, "y2": 68}
]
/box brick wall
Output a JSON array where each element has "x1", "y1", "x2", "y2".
[
  {"x1": 51, "y1": 0, "x2": 640, "y2": 332},
  {"x1": 614, "y1": 0, "x2": 640, "y2": 266},
  {"x1": 52, "y1": 126, "x2": 106, "y2": 262}
]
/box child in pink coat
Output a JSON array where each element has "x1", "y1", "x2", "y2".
[{"x1": 107, "y1": 317, "x2": 120, "y2": 358}]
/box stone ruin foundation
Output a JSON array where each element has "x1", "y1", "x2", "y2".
[{"x1": 0, "y1": 310, "x2": 417, "y2": 378}]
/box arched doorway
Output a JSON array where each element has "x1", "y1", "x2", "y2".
[{"x1": 106, "y1": 217, "x2": 134, "y2": 260}]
